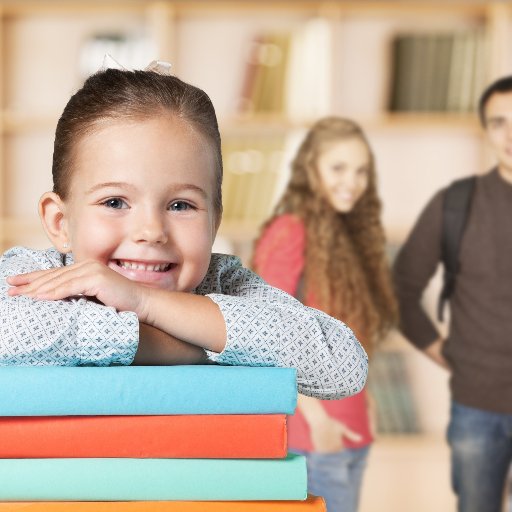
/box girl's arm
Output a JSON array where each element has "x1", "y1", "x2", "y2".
[
  {"x1": 8, "y1": 251, "x2": 368, "y2": 399},
  {"x1": 0, "y1": 247, "x2": 137, "y2": 366},
  {"x1": 1, "y1": 247, "x2": 206, "y2": 367},
  {"x1": 135, "y1": 323, "x2": 209, "y2": 365},
  {"x1": 297, "y1": 394, "x2": 362, "y2": 453},
  {"x1": 135, "y1": 259, "x2": 368, "y2": 400},
  {"x1": 197, "y1": 255, "x2": 368, "y2": 400}
]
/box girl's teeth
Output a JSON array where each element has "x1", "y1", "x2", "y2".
[{"x1": 117, "y1": 261, "x2": 169, "y2": 272}]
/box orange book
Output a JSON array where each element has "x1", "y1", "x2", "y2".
[
  {"x1": 0, "y1": 414, "x2": 286, "y2": 458},
  {"x1": 0, "y1": 497, "x2": 325, "y2": 511}
]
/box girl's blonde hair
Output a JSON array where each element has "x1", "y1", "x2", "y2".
[{"x1": 255, "y1": 117, "x2": 397, "y2": 354}]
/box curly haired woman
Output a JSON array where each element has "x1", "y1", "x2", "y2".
[{"x1": 253, "y1": 117, "x2": 398, "y2": 512}]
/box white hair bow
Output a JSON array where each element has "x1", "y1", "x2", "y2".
[{"x1": 101, "y1": 53, "x2": 172, "y2": 75}]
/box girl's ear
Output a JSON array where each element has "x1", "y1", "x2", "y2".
[{"x1": 39, "y1": 192, "x2": 71, "y2": 253}]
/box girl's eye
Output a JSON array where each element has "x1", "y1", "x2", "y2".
[
  {"x1": 103, "y1": 198, "x2": 128, "y2": 209},
  {"x1": 170, "y1": 201, "x2": 194, "y2": 212},
  {"x1": 489, "y1": 119, "x2": 505, "y2": 129}
]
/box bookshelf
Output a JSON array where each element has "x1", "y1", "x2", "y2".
[
  {"x1": 0, "y1": 3, "x2": 510, "y2": 437},
  {"x1": 0, "y1": 2, "x2": 508, "y2": 255},
  {"x1": 0, "y1": 1, "x2": 510, "y2": 253}
]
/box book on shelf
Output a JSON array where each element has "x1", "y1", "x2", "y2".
[
  {"x1": 389, "y1": 29, "x2": 488, "y2": 114},
  {"x1": 238, "y1": 32, "x2": 291, "y2": 116},
  {"x1": 0, "y1": 454, "x2": 307, "y2": 501},
  {"x1": 285, "y1": 18, "x2": 331, "y2": 123},
  {"x1": 222, "y1": 134, "x2": 286, "y2": 228},
  {"x1": 0, "y1": 414, "x2": 287, "y2": 459},
  {"x1": 237, "y1": 19, "x2": 331, "y2": 121},
  {"x1": 431, "y1": 34, "x2": 454, "y2": 112},
  {"x1": 367, "y1": 350, "x2": 419, "y2": 435},
  {"x1": 0, "y1": 365, "x2": 297, "y2": 416},
  {"x1": 0, "y1": 496, "x2": 327, "y2": 511}
]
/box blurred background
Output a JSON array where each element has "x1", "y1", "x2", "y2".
[{"x1": 1, "y1": 1, "x2": 510, "y2": 510}]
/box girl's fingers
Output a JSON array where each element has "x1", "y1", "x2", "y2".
[
  {"x1": 6, "y1": 268, "x2": 61, "y2": 286},
  {"x1": 7, "y1": 265, "x2": 94, "y2": 299},
  {"x1": 6, "y1": 261, "x2": 143, "y2": 314},
  {"x1": 341, "y1": 426, "x2": 363, "y2": 443}
]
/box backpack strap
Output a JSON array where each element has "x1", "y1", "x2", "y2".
[{"x1": 437, "y1": 176, "x2": 476, "y2": 321}]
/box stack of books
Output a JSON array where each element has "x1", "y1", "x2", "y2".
[{"x1": 0, "y1": 365, "x2": 325, "y2": 510}]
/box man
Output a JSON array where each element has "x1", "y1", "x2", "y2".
[{"x1": 393, "y1": 75, "x2": 512, "y2": 512}]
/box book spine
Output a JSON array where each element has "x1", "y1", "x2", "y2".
[
  {"x1": 0, "y1": 366, "x2": 297, "y2": 416},
  {"x1": 0, "y1": 455, "x2": 307, "y2": 501},
  {"x1": 0, "y1": 495, "x2": 327, "y2": 511},
  {"x1": 0, "y1": 414, "x2": 287, "y2": 459}
]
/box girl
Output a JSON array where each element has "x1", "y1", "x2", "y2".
[
  {"x1": 253, "y1": 117, "x2": 398, "y2": 511},
  {"x1": 0, "y1": 68, "x2": 368, "y2": 401}
]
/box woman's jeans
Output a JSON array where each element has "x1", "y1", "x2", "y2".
[
  {"x1": 447, "y1": 401, "x2": 512, "y2": 512},
  {"x1": 293, "y1": 446, "x2": 370, "y2": 512}
]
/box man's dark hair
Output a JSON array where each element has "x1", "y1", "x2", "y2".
[{"x1": 478, "y1": 75, "x2": 512, "y2": 127}]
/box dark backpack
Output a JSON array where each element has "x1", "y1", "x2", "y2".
[{"x1": 437, "y1": 176, "x2": 477, "y2": 322}]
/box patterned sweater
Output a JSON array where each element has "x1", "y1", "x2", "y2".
[{"x1": 0, "y1": 246, "x2": 368, "y2": 400}]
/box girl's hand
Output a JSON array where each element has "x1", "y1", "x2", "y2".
[
  {"x1": 310, "y1": 417, "x2": 363, "y2": 453},
  {"x1": 6, "y1": 260, "x2": 149, "y2": 316}
]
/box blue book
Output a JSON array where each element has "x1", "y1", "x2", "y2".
[
  {"x1": 0, "y1": 365, "x2": 297, "y2": 416},
  {"x1": 0, "y1": 454, "x2": 307, "y2": 501}
]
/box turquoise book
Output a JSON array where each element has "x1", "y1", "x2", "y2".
[
  {"x1": 0, "y1": 365, "x2": 297, "y2": 416},
  {"x1": 0, "y1": 454, "x2": 307, "y2": 501}
]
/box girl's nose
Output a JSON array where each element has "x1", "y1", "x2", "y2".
[
  {"x1": 132, "y1": 212, "x2": 168, "y2": 244},
  {"x1": 340, "y1": 171, "x2": 358, "y2": 190},
  {"x1": 506, "y1": 123, "x2": 512, "y2": 140}
]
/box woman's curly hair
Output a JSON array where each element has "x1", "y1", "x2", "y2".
[{"x1": 255, "y1": 117, "x2": 398, "y2": 354}]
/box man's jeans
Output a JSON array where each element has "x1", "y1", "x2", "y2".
[
  {"x1": 448, "y1": 401, "x2": 512, "y2": 512},
  {"x1": 293, "y1": 446, "x2": 370, "y2": 512}
]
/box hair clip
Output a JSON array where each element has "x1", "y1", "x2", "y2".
[
  {"x1": 99, "y1": 54, "x2": 172, "y2": 76},
  {"x1": 144, "y1": 60, "x2": 172, "y2": 75},
  {"x1": 100, "y1": 54, "x2": 128, "y2": 72}
]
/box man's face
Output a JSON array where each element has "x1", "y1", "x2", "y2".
[{"x1": 484, "y1": 91, "x2": 512, "y2": 175}]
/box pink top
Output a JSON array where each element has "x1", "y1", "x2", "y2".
[{"x1": 253, "y1": 214, "x2": 372, "y2": 450}]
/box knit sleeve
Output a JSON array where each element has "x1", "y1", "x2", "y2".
[
  {"x1": 393, "y1": 190, "x2": 444, "y2": 349},
  {"x1": 0, "y1": 247, "x2": 138, "y2": 366},
  {"x1": 197, "y1": 254, "x2": 368, "y2": 400},
  {"x1": 252, "y1": 214, "x2": 305, "y2": 296}
]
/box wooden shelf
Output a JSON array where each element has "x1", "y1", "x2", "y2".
[
  {"x1": 0, "y1": 111, "x2": 482, "y2": 136},
  {"x1": 0, "y1": 1, "x2": 494, "y2": 16}
]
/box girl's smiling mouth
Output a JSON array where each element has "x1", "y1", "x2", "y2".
[{"x1": 108, "y1": 259, "x2": 177, "y2": 287}]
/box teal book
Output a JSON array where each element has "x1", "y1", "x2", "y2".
[
  {"x1": 0, "y1": 365, "x2": 297, "y2": 416},
  {"x1": 0, "y1": 454, "x2": 307, "y2": 501}
]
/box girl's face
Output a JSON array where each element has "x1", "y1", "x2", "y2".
[
  {"x1": 315, "y1": 137, "x2": 370, "y2": 213},
  {"x1": 60, "y1": 116, "x2": 218, "y2": 292}
]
